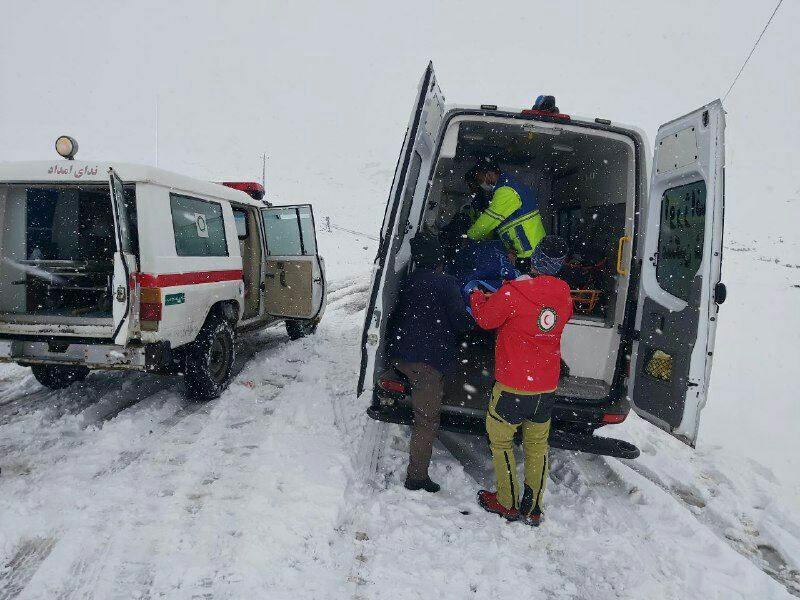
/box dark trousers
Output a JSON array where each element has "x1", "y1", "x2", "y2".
[
  {"x1": 394, "y1": 360, "x2": 444, "y2": 482},
  {"x1": 515, "y1": 256, "x2": 532, "y2": 274}
]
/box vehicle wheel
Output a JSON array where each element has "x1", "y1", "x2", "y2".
[
  {"x1": 184, "y1": 315, "x2": 236, "y2": 401},
  {"x1": 30, "y1": 364, "x2": 89, "y2": 390},
  {"x1": 285, "y1": 319, "x2": 317, "y2": 340}
]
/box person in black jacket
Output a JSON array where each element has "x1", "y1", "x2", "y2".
[{"x1": 390, "y1": 233, "x2": 473, "y2": 493}]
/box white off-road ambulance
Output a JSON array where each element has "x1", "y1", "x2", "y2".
[
  {"x1": 0, "y1": 139, "x2": 325, "y2": 399},
  {"x1": 360, "y1": 63, "x2": 726, "y2": 458}
]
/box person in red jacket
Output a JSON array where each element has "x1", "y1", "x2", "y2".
[{"x1": 469, "y1": 235, "x2": 572, "y2": 526}]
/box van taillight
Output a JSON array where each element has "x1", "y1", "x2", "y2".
[
  {"x1": 378, "y1": 376, "x2": 407, "y2": 394},
  {"x1": 602, "y1": 413, "x2": 627, "y2": 424},
  {"x1": 140, "y1": 287, "x2": 162, "y2": 328}
]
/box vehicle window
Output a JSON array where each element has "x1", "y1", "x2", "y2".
[
  {"x1": 233, "y1": 209, "x2": 248, "y2": 239},
  {"x1": 5, "y1": 184, "x2": 137, "y2": 262},
  {"x1": 297, "y1": 206, "x2": 317, "y2": 255},
  {"x1": 656, "y1": 180, "x2": 706, "y2": 301},
  {"x1": 170, "y1": 194, "x2": 228, "y2": 257},
  {"x1": 262, "y1": 207, "x2": 304, "y2": 256}
]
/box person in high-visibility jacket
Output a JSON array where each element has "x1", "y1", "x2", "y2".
[{"x1": 465, "y1": 162, "x2": 546, "y2": 272}]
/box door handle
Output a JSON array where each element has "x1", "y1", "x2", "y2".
[
  {"x1": 280, "y1": 271, "x2": 287, "y2": 288},
  {"x1": 714, "y1": 282, "x2": 727, "y2": 304},
  {"x1": 616, "y1": 235, "x2": 631, "y2": 276}
]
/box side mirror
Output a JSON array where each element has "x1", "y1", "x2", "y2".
[{"x1": 714, "y1": 282, "x2": 727, "y2": 305}]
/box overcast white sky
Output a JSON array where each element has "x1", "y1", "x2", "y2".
[{"x1": 1, "y1": 0, "x2": 797, "y2": 237}]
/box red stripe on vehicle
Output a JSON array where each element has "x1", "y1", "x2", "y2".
[{"x1": 136, "y1": 270, "x2": 243, "y2": 288}]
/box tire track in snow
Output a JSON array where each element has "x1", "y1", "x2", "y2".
[
  {"x1": 0, "y1": 330, "x2": 288, "y2": 598},
  {"x1": 0, "y1": 538, "x2": 57, "y2": 600},
  {"x1": 4, "y1": 276, "x2": 369, "y2": 598},
  {"x1": 342, "y1": 419, "x2": 390, "y2": 597},
  {"x1": 614, "y1": 458, "x2": 800, "y2": 597},
  {"x1": 76, "y1": 370, "x2": 304, "y2": 597},
  {"x1": 559, "y1": 453, "x2": 794, "y2": 598},
  {"x1": 0, "y1": 372, "x2": 130, "y2": 428}
]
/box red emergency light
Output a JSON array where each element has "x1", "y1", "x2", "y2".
[
  {"x1": 520, "y1": 109, "x2": 571, "y2": 122},
  {"x1": 221, "y1": 181, "x2": 265, "y2": 201}
]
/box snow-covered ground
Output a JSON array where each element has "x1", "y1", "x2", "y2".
[{"x1": 1, "y1": 231, "x2": 798, "y2": 598}]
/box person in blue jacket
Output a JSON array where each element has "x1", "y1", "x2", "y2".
[{"x1": 390, "y1": 233, "x2": 473, "y2": 493}]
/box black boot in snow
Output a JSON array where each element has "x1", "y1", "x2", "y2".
[
  {"x1": 404, "y1": 477, "x2": 441, "y2": 493},
  {"x1": 520, "y1": 484, "x2": 544, "y2": 527},
  {"x1": 521, "y1": 508, "x2": 543, "y2": 527}
]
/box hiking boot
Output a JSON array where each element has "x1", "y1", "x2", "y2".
[
  {"x1": 404, "y1": 477, "x2": 441, "y2": 493},
  {"x1": 521, "y1": 509, "x2": 543, "y2": 527},
  {"x1": 477, "y1": 490, "x2": 520, "y2": 521}
]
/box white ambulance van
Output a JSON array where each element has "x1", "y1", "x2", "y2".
[
  {"x1": 359, "y1": 63, "x2": 726, "y2": 458},
  {"x1": 0, "y1": 142, "x2": 325, "y2": 399}
]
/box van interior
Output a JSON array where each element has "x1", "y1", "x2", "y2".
[
  {"x1": 0, "y1": 184, "x2": 135, "y2": 326},
  {"x1": 393, "y1": 117, "x2": 637, "y2": 413}
]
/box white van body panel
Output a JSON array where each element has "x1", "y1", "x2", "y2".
[
  {"x1": 629, "y1": 100, "x2": 725, "y2": 446},
  {"x1": 359, "y1": 62, "x2": 445, "y2": 395},
  {"x1": 134, "y1": 182, "x2": 244, "y2": 349},
  {"x1": 0, "y1": 162, "x2": 256, "y2": 206}
]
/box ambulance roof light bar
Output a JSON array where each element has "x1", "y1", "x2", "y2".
[
  {"x1": 220, "y1": 181, "x2": 266, "y2": 201},
  {"x1": 521, "y1": 94, "x2": 571, "y2": 122}
]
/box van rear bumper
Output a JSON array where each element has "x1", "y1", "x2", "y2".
[
  {"x1": 367, "y1": 393, "x2": 640, "y2": 460},
  {"x1": 0, "y1": 339, "x2": 160, "y2": 371}
]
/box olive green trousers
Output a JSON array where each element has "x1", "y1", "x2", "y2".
[{"x1": 486, "y1": 382, "x2": 553, "y2": 515}]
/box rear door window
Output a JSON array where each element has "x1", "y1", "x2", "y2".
[
  {"x1": 170, "y1": 194, "x2": 228, "y2": 256},
  {"x1": 655, "y1": 181, "x2": 706, "y2": 301}
]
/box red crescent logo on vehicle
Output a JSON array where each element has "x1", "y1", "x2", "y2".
[{"x1": 538, "y1": 307, "x2": 557, "y2": 332}]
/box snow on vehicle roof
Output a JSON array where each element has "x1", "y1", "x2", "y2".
[
  {"x1": 444, "y1": 104, "x2": 643, "y2": 134},
  {"x1": 0, "y1": 161, "x2": 262, "y2": 207}
]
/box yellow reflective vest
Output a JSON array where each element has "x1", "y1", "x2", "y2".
[{"x1": 466, "y1": 174, "x2": 546, "y2": 259}]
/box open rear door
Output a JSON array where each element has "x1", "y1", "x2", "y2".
[
  {"x1": 357, "y1": 62, "x2": 445, "y2": 396},
  {"x1": 108, "y1": 168, "x2": 137, "y2": 346},
  {"x1": 261, "y1": 204, "x2": 324, "y2": 320},
  {"x1": 629, "y1": 101, "x2": 726, "y2": 446}
]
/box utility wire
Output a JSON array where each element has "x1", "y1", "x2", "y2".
[
  {"x1": 328, "y1": 222, "x2": 379, "y2": 242},
  {"x1": 722, "y1": 0, "x2": 785, "y2": 102}
]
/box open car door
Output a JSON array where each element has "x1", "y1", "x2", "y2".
[
  {"x1": 108, "y1": 168, "x2": 137, "y2": 346},
  {"x1": 629, "y1": 100, "x2": 726, "y2": 446},
  {"x1": 261, "y1": 204, "x2": 324, "y2": 320},
  {"x1": 357, "y1": 62, "x2": 445, "y2": 396}
]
